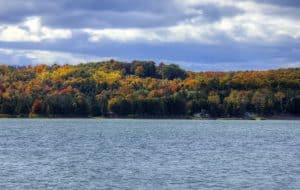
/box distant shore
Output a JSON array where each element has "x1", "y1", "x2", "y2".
[{"x1": 0, "y1": 114, "x2": 299, "y2": 120}]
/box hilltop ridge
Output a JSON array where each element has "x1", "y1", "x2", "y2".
[{"x1": 0, "y1": 60, "x2": 299, "y2": 118}]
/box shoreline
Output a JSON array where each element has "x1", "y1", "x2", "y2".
[{"x1": 0, "y1": 114, "x2": 299, "y2": 120}]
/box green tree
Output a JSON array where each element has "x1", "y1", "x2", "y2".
[
  {"x1": 224, "y1": 90, "x2": 252, "y2": 116},
  {"x1": 159, "y1": 64, "x2": 187, "y2": 80}
]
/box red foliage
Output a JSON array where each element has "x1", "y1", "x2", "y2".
[
  {"x1": 171, "y1": 84, "x2": 180, "y2": 92},
  {"x1": 32, "y1": 99, "x2": 43, "y2": 114},
  {"x1": 0, "y1": 83, "x2": 5, "y2": 94},
  {"x1": 59, "y1": 86, "x2": 73, "y2": 95}
]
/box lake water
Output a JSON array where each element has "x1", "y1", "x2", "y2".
[{"x1": 0, "y1": 119, "x2": 299, "y2": 190}]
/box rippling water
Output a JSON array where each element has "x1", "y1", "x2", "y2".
[{"x1": 0, "y1": 119, "x2": 299, "y2": 189}]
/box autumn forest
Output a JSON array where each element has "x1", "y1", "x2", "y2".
[{"x1": 0, "y1": 61, "x2": 299, "y2": 118}]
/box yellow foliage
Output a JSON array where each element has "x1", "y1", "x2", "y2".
[
  {"x1": 54, "y1": 66, "x2": 76, "y2": 78},
  {"x1": 208, "y1": 92, "x2": 221, "y2": 105},
  {"x1": 37, "y1": 71, "x2": 51, "y2": 81},
  {"x1": 93, "y1": 70, "x2": 122, "y2": 85},
  {"x1": 37, "y1": 66, "x2": 76, "y2": 81}
]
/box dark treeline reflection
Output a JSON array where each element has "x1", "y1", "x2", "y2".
[{"x1": 0, "y1": 60, "x2": 299, "y2": 117}]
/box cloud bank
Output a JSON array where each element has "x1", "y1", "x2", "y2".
[{"x1": 0, "y1": 0, "x2": 299, "y2": 70}]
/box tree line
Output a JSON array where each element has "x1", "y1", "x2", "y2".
[{"x1": 0, "y1": 60, "x2": 299, "y2": 118}]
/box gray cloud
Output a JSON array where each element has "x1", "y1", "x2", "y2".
[
  {"x1": 0, "y1": 0, "x2": 299, "y2": 70},
  {"x1": 0, "y1": 0, "x2": 246, "y2": 29},
  {"x1": 0, "y1": 0, "x2": 183, "y2": 28},
  {"x1": 194, "y1": 4, "x2": 243, "y2": 22},
  {"x1": 252, "y1": 0, "x2": 300, "y2": 7},
  {"x1": 0, "y1": 0, "x2": 299, "y2": 29}
]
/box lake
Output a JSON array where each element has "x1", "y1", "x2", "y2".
[{"x1": 0, "y1": 119, "x2": 299, "y2": 189}]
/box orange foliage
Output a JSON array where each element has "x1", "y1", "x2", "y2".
[{"x1": 59, "y1": 86, "x2": 74, "y2": 95}]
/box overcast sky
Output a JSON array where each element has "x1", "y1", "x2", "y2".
[{"x1": 0, "y1": 0, "x2": 299, "y2": 71}]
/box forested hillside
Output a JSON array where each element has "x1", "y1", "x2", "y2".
[{"x1": 0, "y1": 60, "x2": 299, "y2": 118}]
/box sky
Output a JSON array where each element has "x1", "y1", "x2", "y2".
[{"x1": 0, "y1": 0, "x2": 300, "y2": 71}]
